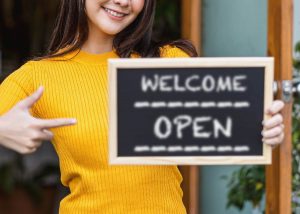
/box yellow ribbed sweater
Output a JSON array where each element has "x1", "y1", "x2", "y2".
[{"x1": 0, "y1": 46, "x2": 189, "y2": 214}]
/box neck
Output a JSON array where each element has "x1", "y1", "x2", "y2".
[{"x1": 81, "y1": 25, "x2": 115, "y2": 54}]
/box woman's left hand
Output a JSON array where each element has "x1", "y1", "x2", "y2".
[{"x1": 262, "y1": 100, "x2": 285, "y2": 147}]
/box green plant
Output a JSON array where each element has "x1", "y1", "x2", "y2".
[
  {"x1": 293, "y1": 42, "x2": 300, "y2": 71},
  {"x1": 0, "y1": 154, "x2": 60, "y2": 204},
  {"x1": 224, "y1": 166, "x2": 265, "y2": 210},
  {"x1": 292, "y1": 41, "x2": 300, "y2": 210}
]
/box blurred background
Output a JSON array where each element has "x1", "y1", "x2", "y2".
[{"x1": 0, "y1": 0, "x2": 300, "y2": 214}]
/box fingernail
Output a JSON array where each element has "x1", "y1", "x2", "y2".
[{"x1": 71, "y1": 119, "x2": 77, "y2": 124}]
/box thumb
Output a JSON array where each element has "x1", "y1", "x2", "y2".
[{"x1": 17, "y1": 86, "x2": 44, "y2": 110}]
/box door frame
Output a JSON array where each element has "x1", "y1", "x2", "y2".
[{"x1": 266, "y1": 0, "x2": 293, "y2": 213}]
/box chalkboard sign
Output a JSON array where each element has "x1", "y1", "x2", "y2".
[{"x1": 108, "y1": 58, "x2": 274, "y2": 165}]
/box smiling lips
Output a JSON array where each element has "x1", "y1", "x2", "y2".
[{"x1": 102, "y1": 6, "x2": 128, "y2": 18}]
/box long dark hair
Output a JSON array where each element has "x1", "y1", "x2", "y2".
[{"x1": 39, "y1": 0, "x2": 198, "y2": 60}]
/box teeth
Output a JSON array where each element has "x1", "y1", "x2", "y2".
[{"x1": 104, "y1": 8, "x2": 126, "y2": 18}]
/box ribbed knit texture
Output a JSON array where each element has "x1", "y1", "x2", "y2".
[{"x1": 0, "y1": 46, "x2": 189, "y2": 214}]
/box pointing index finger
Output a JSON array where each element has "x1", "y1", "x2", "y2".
[{"x1": 35, "y1": 118, "x2": 77, "y2": 129}]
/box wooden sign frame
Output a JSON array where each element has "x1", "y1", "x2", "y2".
[{"x1": 108, "y1": 57, "x2": 274, "y2": 165}]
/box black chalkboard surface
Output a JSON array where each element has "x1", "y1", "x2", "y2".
[{"x1": 108, "y1": 58, "x2": 274, "y2": 165}]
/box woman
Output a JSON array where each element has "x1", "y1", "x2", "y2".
[{"x1": 0, "y1": 0, "x2": 284, "y2": 213}]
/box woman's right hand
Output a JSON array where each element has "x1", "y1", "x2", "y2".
[{"x1": 0, "y1": 86, "x2": 77, "y2": 154}]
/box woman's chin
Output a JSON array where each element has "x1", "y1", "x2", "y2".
[
  {"x1": 101, "y1": 27, "x2": 125, "y2": 36},
  {"x1": 93, "y1": 22, "x2": 124, "y2": 36}
]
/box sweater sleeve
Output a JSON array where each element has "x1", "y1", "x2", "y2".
[
  {"x1": 0, "y1": 61, "x2": 36, "y2": 116},
  {"x1": 159, "y1": 45, "x2": 190, "y2": 58}
]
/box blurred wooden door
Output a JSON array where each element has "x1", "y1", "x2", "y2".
[
  {"x1": 180, "y1": 1, "x2": 294, "y2": 214},
  {"x1": 180, "y1": 1, "x2": 201, "y2": 214}
]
